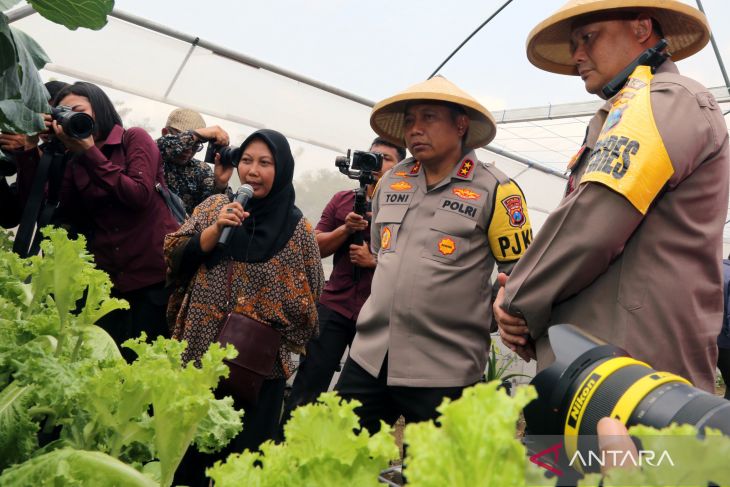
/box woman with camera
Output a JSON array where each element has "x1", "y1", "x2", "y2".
[
  {"x1": 165, "y1": 129, "x2": 323, "y2": 482},
  {"x1": 14, "y1": 81, "x2": 180, "y2": 358}
]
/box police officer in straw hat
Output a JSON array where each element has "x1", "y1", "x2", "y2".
[
  {"x1": 494, "y1": 0, "x2": 729, "y2": 392},
  {"x1": 336, "y1": 75, "x2": 533, "y2": 432}
]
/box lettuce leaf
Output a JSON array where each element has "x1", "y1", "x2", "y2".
[
  {"x1": 207, "y1": 392, "x2": 399, "y2": 487},
  {"x1": 403, "y1": 381, "x2": 537, "y2": 487},
  {"x1": 0, "y1": 448, "x2": 158, "y2": 486}
]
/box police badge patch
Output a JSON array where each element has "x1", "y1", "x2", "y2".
[{"x1": 501, "y1": 195, "x2": 527, "y2": 228}]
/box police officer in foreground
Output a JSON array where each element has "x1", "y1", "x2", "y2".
[
  {"x1": 336, "y1": 76, "x2": 533, "y2": 432},
  {"x1": 495, "y1": 0, "x2": 729, "y2": 392}
]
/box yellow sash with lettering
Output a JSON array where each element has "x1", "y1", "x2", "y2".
[
  {"x1": 581, "y1": 65, "x2": 673, "y2": 214},
  {"x1": 488, "y1": 181, "x2": 533, "y2": 262}
]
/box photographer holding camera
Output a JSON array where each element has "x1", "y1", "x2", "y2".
[
  {"x1": 280, "y1": 137, "x2": 404, "y2": 427},
  {"x1": 157, "y1": 108, "x2": 234, "y2": 214},
  {"x1": 14, "y1": 81, "x2": 180, "y2": 359}
]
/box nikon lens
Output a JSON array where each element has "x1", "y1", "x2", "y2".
[{"x1": 524, "y1": 325, "x2": 729, "y2": 472}]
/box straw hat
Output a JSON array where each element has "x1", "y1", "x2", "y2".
[
  {"x1": 165, "y1": 108, "x2": 206, "y2": 132},
  {"x1": 370, "y1": 76, "x2": 497, "y2": 150},
  {"x1": 527, "y1": 0, "x2": 710, "y2": 75}
]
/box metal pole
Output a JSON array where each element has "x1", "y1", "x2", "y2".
[
  {"x1": 429, "y1": 0, "x2": 515, "y2": 78},
  {"x1": 695, "y1": 0, "x2": 730, "y2": 96}
]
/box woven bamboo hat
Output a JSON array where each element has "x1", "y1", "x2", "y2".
[
  {"x1": 527, "y1": 0, "x2": 710, "y2": 75},
  {"x1": 166, "y1": 108, "x2": 206, "y2": 132},
  {"x1": 370, "y1": 76, "x2": 497, "y2": 150}
]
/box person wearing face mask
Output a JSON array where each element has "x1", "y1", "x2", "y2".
[
  {"x1": 494, "y1": 0, "x2": 729, "y2": 393},
  {"x1": 13, "y1": 81, "x2": 180, "y2": 358},
  {"x1": 164, "y1": 129, "x2": 324, "y2": 475}
]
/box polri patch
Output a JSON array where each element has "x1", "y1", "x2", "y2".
[
  {"x1": 452, "y1": 187, "x2": 481, "y2": 201},
  {"x1": 439, "y1": 197, "x2": 479, "y2": 220},
  {"x1": 390, "y1": 180, "x2": 413, "y2": 191},
  {"x1": 438, "y1": 237, "x2": 456, "y2": 256}
]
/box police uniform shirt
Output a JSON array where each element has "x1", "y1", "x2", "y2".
[
  {"x1": 503, "y1": 61, "x2": 729, "y2": 392},
  {"x1": 349, "y1": 150, "x2": 532, "y2": 387}
]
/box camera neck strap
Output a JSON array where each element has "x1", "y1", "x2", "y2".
[{"x1": 12, "y1": 145, "x2": 69, "y2": 258}]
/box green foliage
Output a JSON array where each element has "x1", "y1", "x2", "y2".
[
  {"x1": 0, "y1": 13, "x2": 49, "y2": 139},
  {"x1": 404, "y1": 381, "x2": 538, "y2": 487},
  {"x1": 0, "y1": 228, "x2": 242, "y2": 486},
  {"x1": 485, "y1": 342, "x2": 531, "y2": 383},
  {"x1": 0, "y1": 448, "x2": 158, "y2": 487},
  {"x1": 0, "y1": 0, "x2": 113, "y2": 162},
  {"x1": 207, "y1": 392, "x2": 399, "y2": 487},
  {"x1": 27, "y1": 0, "x2": 114, "y2": 31}
]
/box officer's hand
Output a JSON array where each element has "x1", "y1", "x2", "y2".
[
  {"x1": 213, "y1": 152, "x2": 233, "y2": 191},
  {"x1": 195, "y1": 125, "x2": 229, "y2": 146},
  {"x1": 493, "y1": 273, "x2": 532, "y2": 354},
  {"x1": 349, "y1": 242, "x2": 375, "y2": 268},
  {"x1": 597, "y1": 418, "x2": 637, "y2": 474},
  {"x1": 344, "y1": 212, "x2": 368, "y2": 234}
]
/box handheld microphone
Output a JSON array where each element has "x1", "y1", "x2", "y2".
[{"x1": 218, "y1": 184, "x2": 254, "y2": 247}]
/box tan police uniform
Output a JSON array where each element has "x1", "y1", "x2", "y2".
[
  {"x1": 350, "y1": 151, "x2": 533, "y2": 387},
  {"x1": 503, "y1": 58, "x2": 729, "y2": 392}
]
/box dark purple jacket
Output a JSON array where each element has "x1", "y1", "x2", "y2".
[
  {"x1": 317, "y1": 190, "x2": 374, "y2": 321},
  {"x1": 17, "y1": 125, "x2": 179, "y2": 292}
]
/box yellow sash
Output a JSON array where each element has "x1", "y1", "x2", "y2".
[{"x1": 581, "y1": 65, "x2": 674, "y2": 214}]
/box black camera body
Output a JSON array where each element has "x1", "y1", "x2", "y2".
[
  {"x1": 335, "y1": 149, "x2": 384, "y2": 282},
  {"x1": 51, "y1": 105, "x2": 94, "y2": 139},
  {"x1": 204, "y1": 142, "x2": 241, "y2": 167},
  {"x1": 335, "y1": 149, "x2": 383, "y2": 186}
]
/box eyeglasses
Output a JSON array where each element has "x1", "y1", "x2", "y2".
[{"x1": 193, "y1": 142, "x2": 205, "y2": 153}]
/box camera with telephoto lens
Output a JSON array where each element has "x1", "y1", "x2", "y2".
[
  {"x1": 204, "y1": 142, "x2": 241, "y2": 167},
  {"x1": 523, "y1": 324, "x2": 729, "y2": 477},
  {"x1": 51, "y1": 105, "x2": 95, "y2": 139}
]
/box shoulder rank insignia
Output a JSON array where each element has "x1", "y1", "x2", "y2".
[
  {"x1": 390, "y1": 180, "x2": 412, "y2": 191},
  {"x1": 457, "y1": 159, "x2": 475, "y2": 178},
  {"x1": 394, "y1": 171, "x2": 408, "y2": 177},
  {"x1": 452, "y1": 187, "x2": 481, "y2": 201}
]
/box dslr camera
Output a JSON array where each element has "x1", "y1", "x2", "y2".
[
  {"x1": 204, "y1": 142, "x2": 241, "y2": 168},
  {"x1": 0, "y1": 106, "x2": 95, "y2": 176},
  {"x1": 51, "y1": 105, "x2": 95, "y2": 139}
]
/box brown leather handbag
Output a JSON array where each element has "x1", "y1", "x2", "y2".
[{"x1": 217, "y1": 261, "x2": 281, "y2": 405}]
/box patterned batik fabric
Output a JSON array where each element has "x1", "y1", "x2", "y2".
[
  {"x1": 164, "y1": 194, "x2": 324, "y2": 379},
  {"x1": 158, "y1": 131, "x2": 217, "y2": 214}
]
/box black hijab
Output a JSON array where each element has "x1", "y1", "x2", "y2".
[{"x1": 215, "y1": 129, "x2": 303, "y2": 264}]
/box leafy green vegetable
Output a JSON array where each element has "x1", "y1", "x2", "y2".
[
  {"x1": 207, "y1": 392, "x2": 399, "y2": 487},
  {"x1": 28, "y1": 0, "x2": 114, "y2": 31},
  {"x1": 0, "y1": 448, "x2": 158, "y2": 486},
  {"x1": 0, "y1": 382, "x2": 38, "y2": 467},
  {"x1": 404, "y1": 381, "x2": 537, "y2": 487},
  {"x1": 0, "y1": 228, "x2": 241, "y2": 484}
]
